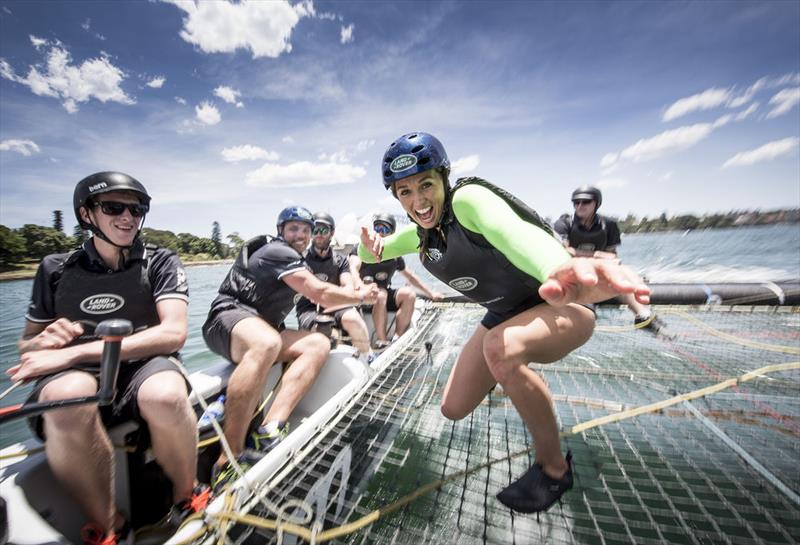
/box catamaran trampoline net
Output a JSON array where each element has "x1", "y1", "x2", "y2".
[{"x1": 228, "y1": 303, "x2": 800, "y2": 545}]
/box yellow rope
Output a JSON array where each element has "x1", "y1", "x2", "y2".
[
  {"x1": 662, "y1": 308, "x2": 800, "y2": 354},
  {"x1": 186, "y1": 360, "x2": 799, "y2": 543}
]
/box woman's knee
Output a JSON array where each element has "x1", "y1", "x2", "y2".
[{"x1": 440, "y1": 398, "x2": 470, "y2": 421}]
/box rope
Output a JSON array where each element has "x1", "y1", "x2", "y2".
[
  {"x1": 662, "y1": 308, "x2": 800, "y2": 354},
  {"x1": 188, "y1": 360, "x2": 799, "y2": 543}
]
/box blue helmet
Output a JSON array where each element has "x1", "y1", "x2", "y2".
[
  {"x1": 276, "y1": 206, "x2": 314, "y2": 234},
  {"x1": 381, "y1": 132, "x2": 450, "y2": 189}
]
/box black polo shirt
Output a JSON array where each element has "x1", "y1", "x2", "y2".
[{"x1": 26, "y1": 238, "x2": 188, "y2": 324}]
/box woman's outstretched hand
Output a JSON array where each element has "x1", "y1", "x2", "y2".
[
  {"x1": 360, "y1": 226, "x2": 385, "y2": 262},
  {"x1": 539, "y1": 257, "x2": 650, "y2": 306}
]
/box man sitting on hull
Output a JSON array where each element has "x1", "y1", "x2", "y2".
[{"x1": 202, "y1": 206, "x2": 378, "y2": 491}]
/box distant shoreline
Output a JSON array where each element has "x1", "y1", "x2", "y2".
[{"x1": 0, "y1": 258, "x2": 232, "y2": 283}]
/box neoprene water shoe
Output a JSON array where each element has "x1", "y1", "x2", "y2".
[{"x1": 496, "y1": 451, "x2": 573, "y2": 513}]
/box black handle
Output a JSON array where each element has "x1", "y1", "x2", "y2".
[{"x1": 96, "y1": 319, "x2": 133, "y2": 406}]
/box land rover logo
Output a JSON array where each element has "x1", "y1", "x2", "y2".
[
  {"x1": 316, "y1": 273, "x2": 329, "y2": 282},
  {"x1": 293, "y1": 293, "x2": 303, "y2": 305},
  {"x1": 449, "y1": 277, "x2": 478, "y2": 291},
  {"x1": 389, "y1": 154, "x2": 417, "y2": 173},
  {"x1": 80, "y1": 294, "x2": 125, "y2": 314},
  {"x1": 375, "y1": 272, "x2": 388, "y2": 281}
]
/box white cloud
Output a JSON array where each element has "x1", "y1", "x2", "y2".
[
  {"x1": 660, "y1": 171, "x2": 674, "y2": 182},
  {"x1": 175, "y1": 96, "x2": 187, "y2": 105},
  {"x1": 221, "y1": 144, "x2": 279, "y2": 162},
  {"x1": 0, "y1": 41, "x2": 134, "y2": 113},
  {"x1": 766, "y1": 87, "x2": 800, "y2": 119},
  {"x1": 29, "y1": 34, "x2": 47, "y2": 49},
  {"x1": 0, "y1": 139, "x2": 41, "y2": 156},
  {"x1": 246, "y1": 160, "x2": 366, "y2": 188},
  {"x1": 146, "y1": 76, "x2": 166, "y2": 88},
  {"x1": 214, "y1": 85, "x2": 243, "y2": 107},
  {"x1": 2, "y1": 6, "x2": 12, "y2": 15},
  {"x1": 167, "y1": 0, "x2": 313, "y2": 59},
  {"x1": 662, "y1": 88, "x2": 730, "y2": 122},
  {"x1": 81, "y1": 18, "x2": 90, "y2": 31},
  {"x1": 735, "y1": 102, "x2": 758, "y2": 121},
  {"x1": 451, "y1": 154, "x2": 480, "y2": 176},
  {"x1": 340, "y1": 24, "x2": 354, "y2": 44},
  {"x1": 602, "y1": 122, "x2": 716, "y2": 168},
  {"x1": 282, "y1": 135, "x2": 295, "y2": 144},
  {"x1": 195, "y1": 101, "x2": 221, "y2": 125},
  {"x1": 722, "y1": 137, "x2": 799, "y2": 168},
  {"x1": 355, "y1": 139, "x2": 374, "y2": 153}
]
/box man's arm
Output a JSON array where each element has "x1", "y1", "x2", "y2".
[
  {"x1": 399, "y1": 269, "x2": 443, "y2": 300},
  {"x1": 9, "y1": 299, "x2": 188, "y2": 383},
  {"x1": 347, "y1": 254, "x2": 365, "y2": 290},
  {"x1": 283, "y1": 269, "x2": 378, "y2": 309}
]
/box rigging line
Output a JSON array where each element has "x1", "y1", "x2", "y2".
[
  {"x1": 661, "y1": 309, "x2": 800, "y2": 354},
  {"x1": 195, "y1": 361, "x2": 799, "y2": 543}
]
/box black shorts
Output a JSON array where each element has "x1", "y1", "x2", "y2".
[
  {"x1": 297, "y1": 307, "x2": 355, "y2": 330},
  {"x1": 28, "y1": 355, "x2": 184, "y2": 441},
  {"x1": 362, "y1": 287, "x2": 400, "y2": 314},
  {"x1": 202, "y1": 304, "x2": 265, "y2": 362},
  {"x1": 481, "y1": 298, "x2": 597, "y2": 330}
]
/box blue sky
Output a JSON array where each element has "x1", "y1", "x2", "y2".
[{"x1": 1, "y1": 0, "x2": 798, "y2": 244}]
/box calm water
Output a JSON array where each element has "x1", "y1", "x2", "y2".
[{"x1": 0, "y1": 224, "x2": 798, "y2": 446}]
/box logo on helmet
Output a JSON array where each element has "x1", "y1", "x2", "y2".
[
  {"x1": 448, "y1": 277, "x2": 478, "y2": 291},
  {"x1": 80, "y1": 294, "x2": 125, "y2": 315},
  {"x1": 389, "y1": 154, "x2": 418, "y2": 173},
  {"x1": 88, "y1": 182, "x2": 108, "y2": 193}
]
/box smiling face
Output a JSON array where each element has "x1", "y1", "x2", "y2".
[
  {"x1": 312, "y1": 223, "x2": 333, "y2": 252},
  {"x1": 282, "y1": 220, "x2": 312, "y2": 253},
  {"x1": 81, "y1": 190, "x2": 144, "y2": 247},
  {"x1": 393, "y1": 169, "x2": 447, "y2": 229}
]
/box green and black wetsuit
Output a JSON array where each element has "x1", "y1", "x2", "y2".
[{"x1": 358, "y1": 177, "x2": 570, "y2": 328}]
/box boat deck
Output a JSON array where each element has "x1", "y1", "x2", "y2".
[{"x1": 214, "y1": 302, "x2": 799, "y2": 545}]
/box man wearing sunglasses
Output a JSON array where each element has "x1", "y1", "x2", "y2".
[
  {"x1": 554, "y1": 186, "x2": 669, "y2": 336},
  {"x1": 295, "y1": 212, "x2": 374, "y2": 358},
  {"x1": 202, "y1": 206, "x2": 379, "y2": 492},
  {"x1": 12, "y1": 172, "x2": 203, "y2": 544},
  {"x1": 349, "y1": 213, "x2": 444, "y2": 348}
]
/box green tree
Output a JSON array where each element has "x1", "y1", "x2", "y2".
[
  {"x1": 211, "y1": 221, "x2": 224, "y2": 257},
  {"x1": 141, "y1": 228, "x2": 180, "y2": 252},
  {"x1": 72, "y1": 224, "x2": 88, "y2": 245},
  {"x1": 19, "y1": 224, "x2": 72, "y2": 260},
  {"x1": 52, "y1": 210, "x2": 64, "y2": 233},
  {"x1": 0, "y1": 225, "x2": 27, "y2": 265},
  {"x1": 227, "y1": 232, "x2": 244, "y2": 255}
]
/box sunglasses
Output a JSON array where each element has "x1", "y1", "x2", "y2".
[
  {"x1": 312, "y1": 225, "x2": 332, "y2": 236},
  {"x1": 373, "y1": 223, "x2": 392, "y2": 235},
  {"x1": 572, "y1": 199, "x2": 594, "y2": 206},
  {"x1": 95, "y1": 201, "x2": 149, "y2": 217}
]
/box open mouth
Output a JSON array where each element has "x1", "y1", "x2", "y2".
[{"x1": 416, "y1": 206, "x2": 435, "y2": 224}]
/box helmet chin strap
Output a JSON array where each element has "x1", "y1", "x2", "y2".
[{"x1": 86, "y1": 215, "x2": 146, "y2": 269}]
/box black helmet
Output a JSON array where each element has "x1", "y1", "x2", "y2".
[
  {"x1": 381, "y1": 132, "x2": 450, "y2": 189},
  {"x1": 277, "y1": 206, "x2": 314, "y2": 234},
  {"x1": 74, "y1": 171, "x2": 150, "y2": 229},
  {"x1": 313, "y1": 211, "x2": 335, "y2": 230},
  {"x1": 571, "y1": 185, "x2": 602, "y2": 208},
  {"x1": 373, "y1": 213, "x2": 396, "y2": 234}
]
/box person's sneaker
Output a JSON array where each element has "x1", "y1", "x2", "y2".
[
  {"x1": 134, "y1": 484, "x2": 211, "y2": 543},
  {"x1": 496, "y1": 451, "x2": 573, "y2": 513},
  {"x1": 374, "y1": 340, "x2": 392, "y2": 350},
  {"x1": 80, "y1": 524, "x2": 121, "y2": 545},
  {"x1": 245, "y1": 421, "x2": 289, "y2": 454},
  {"x1": 211, "y1": 453, "x2": 259, "y2": 495},
  {"x1": 634, "y1": 314, "x2": 673, "y2": 338}
]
